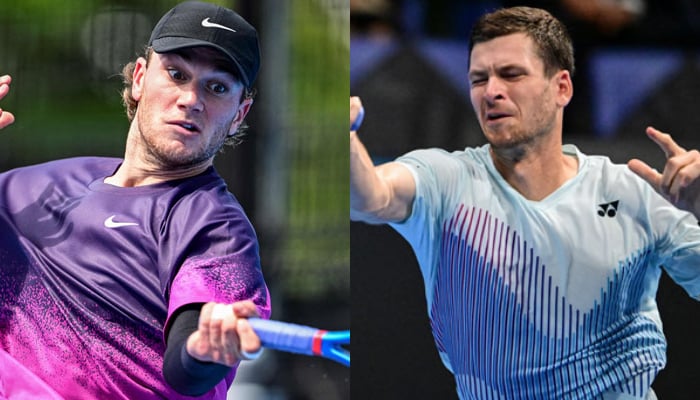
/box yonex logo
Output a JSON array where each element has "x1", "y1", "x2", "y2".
[
  {"x1": 597, "y1": 200, "x2": 619, "y2": 218},
  {"x1": 201, "y1": 18, "x2": 236, "y2": 33}
]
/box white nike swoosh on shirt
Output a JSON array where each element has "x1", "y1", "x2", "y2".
[
  {"x1": 104, "y1": 215, "x2": 139, "y2": 228},
  {"x1": 201, "y1": 18, "x2": 236, "y2": 33}
]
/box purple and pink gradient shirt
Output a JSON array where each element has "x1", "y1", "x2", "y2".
[{"x1": 0, "y1": 157, "x2": 270, "y2": 399}]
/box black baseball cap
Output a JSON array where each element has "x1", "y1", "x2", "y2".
[{"x1": 148, "y1": 1, "x2": 260, "y2": 87}]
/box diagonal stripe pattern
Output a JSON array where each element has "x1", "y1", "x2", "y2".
[{"x1": 430, "y1": 205, "x2": 666, "y2": 399}]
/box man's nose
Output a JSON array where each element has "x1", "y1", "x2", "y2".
[
  {"x1": 177, "y1": 84, "x2": 204, "y2": 112},
  {"x1": 484, "y1": 77, "x2": 505, "y2": 102}
]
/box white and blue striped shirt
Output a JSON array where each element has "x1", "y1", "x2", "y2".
[{"x1": 391, "y1": 144, "x2": 700, "y2": 399}]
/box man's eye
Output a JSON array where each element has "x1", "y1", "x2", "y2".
[
  {"x1": 208, "y1": 82, "x2": 228, "y2": 94},
  {"x1": 168, "y1": 69, "x2": 186, "y2": 81},
  {"x1": 502, "y1": 72, "x2": 524, "y2": 80}
]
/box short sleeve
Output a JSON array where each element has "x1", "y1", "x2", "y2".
[
  {"x1": 642, "y1": 178, "x2": 700, "y2": 299},
  {"x1": 163, "y1": 196, "x2": 271, "y2": 336},
  {"x1": 657, "y1": 210, "x2": 700, "y2": 299},
  {"x1": 389, "y1": 148, "x2": 467, "y2": 291}
]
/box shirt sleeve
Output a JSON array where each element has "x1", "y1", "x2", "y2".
[
  {"x1": 389, "y1": 149, "x2": 465, "y2": 296},
  {"x1": 166, "y1": 247, "x2": 271, "y2": 331},
  {"x1": 160, "y1": 200, "x2": 270, "y2": 396},
  {"x1": 655, "y1": 208, "x2": 700, "y2": 299},
  {"x1": 163, "y1": 195, "x2": 271, "y2": 337},
  {"x1": 640, "y1": 174, "x2": 700, "y2": 299}
]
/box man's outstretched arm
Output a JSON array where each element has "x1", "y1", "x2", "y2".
[{"x1": 350, "y1": 96, "x2": 416, "y2": 224}]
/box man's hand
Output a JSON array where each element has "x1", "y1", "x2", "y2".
[
  {"x1": 186, "y1": 300, "x2": 261, "y2": 367},
  {"x1": 0, "y1": 75, "x2": 14, "y2": 129},
  {"x1": 628, "y1": 126, "x2": 700, "y2": 218}
]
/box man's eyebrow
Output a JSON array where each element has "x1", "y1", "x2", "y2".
[
  {"x1": 164, "y1": 50, "x2": 242, "y2": 81},
  {"x1": 498, "y1": 64, "x2": 526, "y2": 73},
  {"x1": 468, "y1": 69, "x2": 487, "y2": 80},
  {"x1": 469, "y1": 64, "x2": 526, "y2": 75}
]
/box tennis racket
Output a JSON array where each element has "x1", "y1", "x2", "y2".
[
  {"x1": 350, "y1": 105, "x2": 364, "y2": 131},
  {"x1": 247, "y1": 318, "x2": 350, "y2": 367}
]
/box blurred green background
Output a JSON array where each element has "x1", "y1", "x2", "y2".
[{"x1": 0, "y1": 1, "x2": 348, "y2": 399}]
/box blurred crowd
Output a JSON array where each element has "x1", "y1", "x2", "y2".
[
  {"x1": 351, "y1": 0, "x2": 700, "y2": 45},
  {"x1": 350, "y1": 0, "x2": 700, "y2": 139}
]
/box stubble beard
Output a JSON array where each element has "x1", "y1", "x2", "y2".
[
  {"x1": 485, "y1": 115, "x2": 556, "y2": 162},
  {"x1": 135, "y1": 106, "x2": 233, "y2": 170},
  {"x1": 484, "y1": 99, "x2": 557, "y2": 161}
]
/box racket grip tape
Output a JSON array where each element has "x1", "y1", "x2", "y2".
[{"x1": 248, "y1": 318, "x2": 324, "y2": 357}]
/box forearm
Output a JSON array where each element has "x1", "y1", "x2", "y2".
[
  {"x1": 350, "y1": 131, "x2": 394, "y2": 222},
  {"x1": 163, "y1": 305, "x2": 232, "y2": 396},
  {"x1": 350, "y1": 131, "x2": 416, "y2": 223}
]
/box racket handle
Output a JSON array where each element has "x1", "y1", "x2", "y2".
[
  {"x1": 351, "y1": 106, "x2": 364, "y2": 131},
  {"x1": 248, "y1": 318, "x2": 323, "y2": 357}
]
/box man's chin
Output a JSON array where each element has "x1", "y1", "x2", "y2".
[
  {"x1": 485, "y1": 133, "x2": 523, "y2": 149},
  {"x1": 148, "y1": 147, "x2": 208, "y2": 169},
  {"x1": 486, "y1": 132, "x2": 534, "y2": 150}
]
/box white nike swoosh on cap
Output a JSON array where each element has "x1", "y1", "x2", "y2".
[
  {"x1": 201, "y1": 17, "x2": 236, "y2": 33},
  {"x1": 104, "y1": 215, "x2": 139, "y2": 228}
]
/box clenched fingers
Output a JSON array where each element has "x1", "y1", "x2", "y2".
[
  {"x1": 210, "y1": 303, "x2": 242, "y2": 365},
  {"x1": 232, "y1": 301, "x2": 261, "y2": 356},
  {"x1": 236, "y1": 318, "x2": 261, "y2": 356},
  {"x1": 186, "y1": 301, "x2": 262, "y2": 366},
  {"x1": 187, "y1": 302, "x2": 241, "y2": 366},
  {"x1": 0, "y1": 75, "x2": 14, "y2": 129}
]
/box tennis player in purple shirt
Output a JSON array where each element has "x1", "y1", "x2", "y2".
[{"x1": 0, "y1": 2, "x2": 270, "y2": 399}]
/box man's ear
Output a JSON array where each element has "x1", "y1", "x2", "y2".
[
  {"x1": 553, "y1": 70, "x2": 574, "y2": 107},
  {"x1": 555, "y1": 69, "x2": 573, "y2": 107},
  {"x1": 228, "y1": 97, "x2": 254, "y2": 136},
  {"x1": 131, "y1": 57, "x2": 148, "y2": 102}
]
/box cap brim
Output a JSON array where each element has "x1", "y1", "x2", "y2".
[{"x1": 151, "y1": 37, "x2": 250, "y2": 87}]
